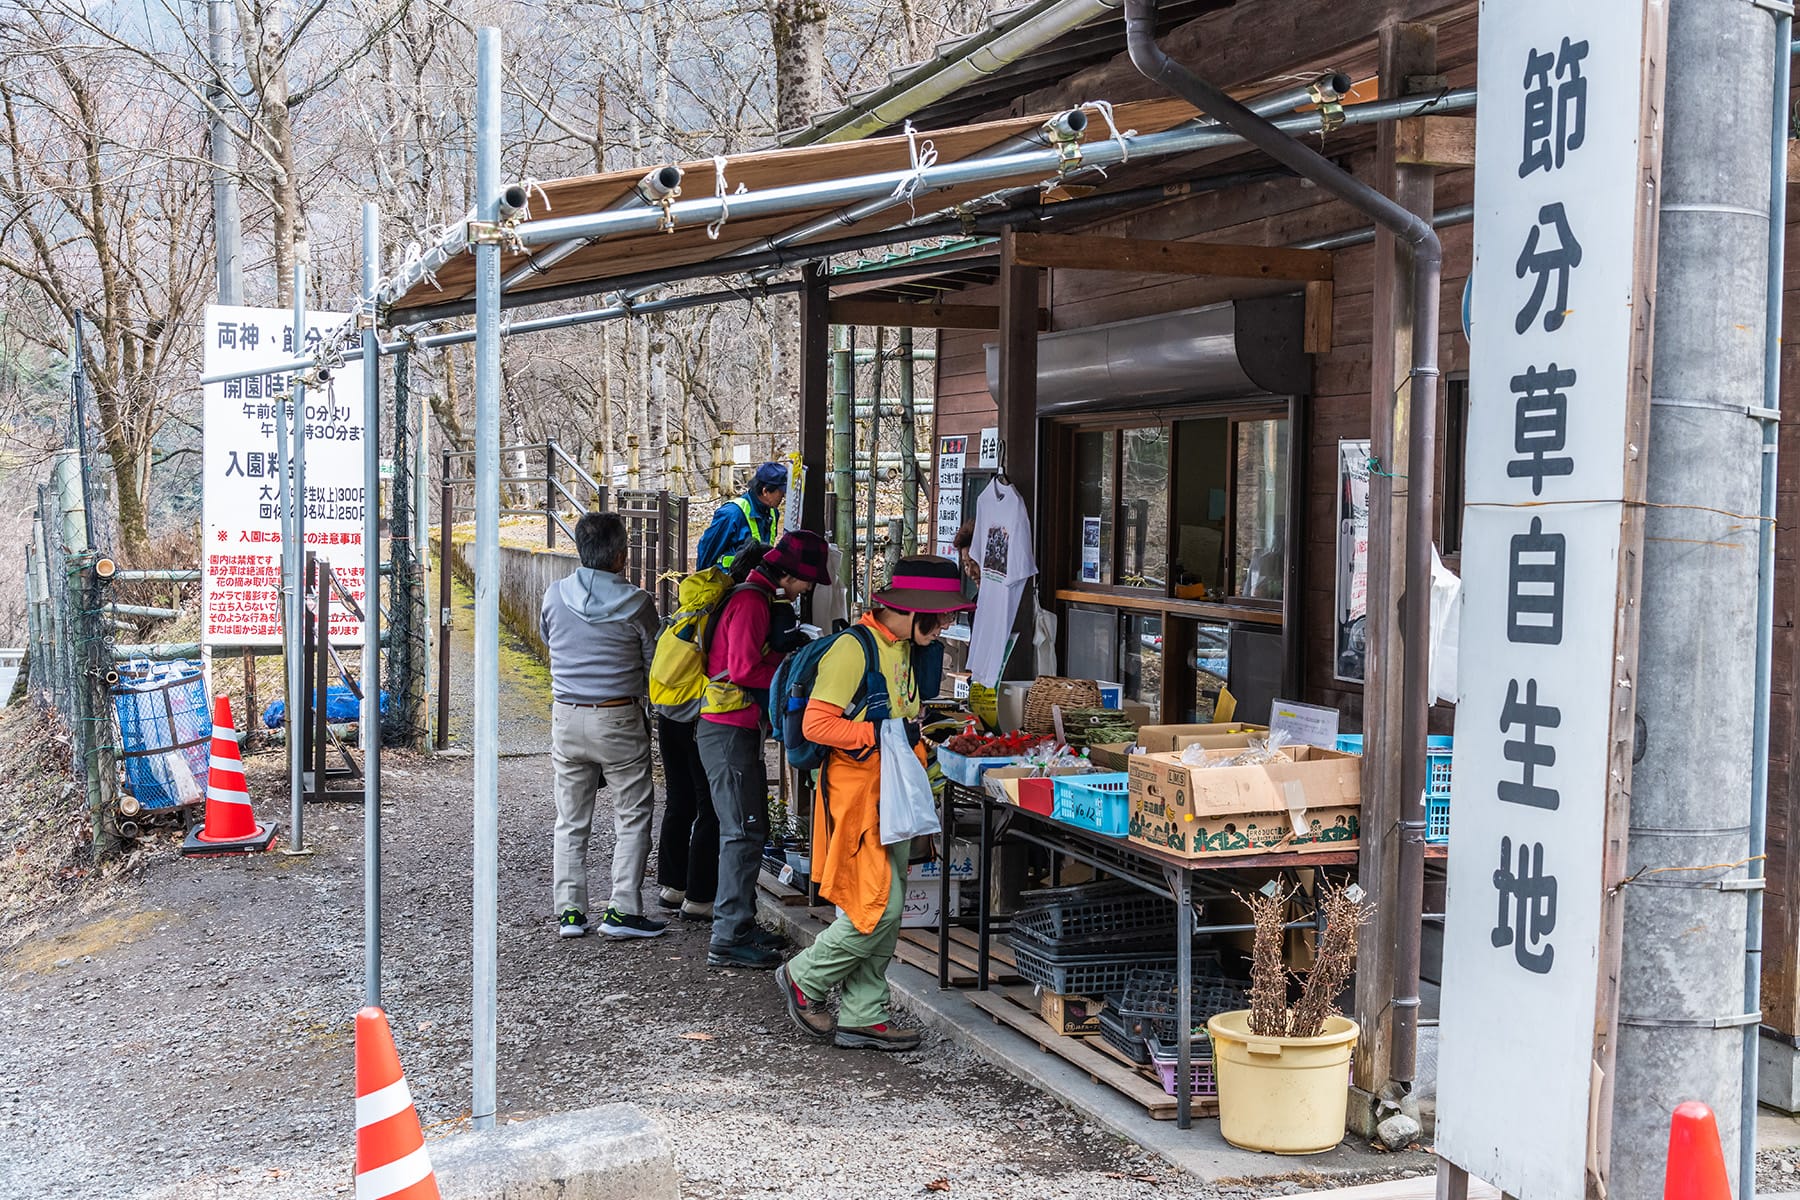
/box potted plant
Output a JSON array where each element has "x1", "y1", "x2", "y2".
[{"x1": 1206, "y1": 882, "x2": 1369, "y2": 1154}]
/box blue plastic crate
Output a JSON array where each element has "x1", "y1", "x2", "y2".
[
  {"x1": 1337, "y1": 734, "x2": 1453, "y2": 843},
  {"x1": 1050, "y1": 773, "x2": 1130, "y2": 837}
]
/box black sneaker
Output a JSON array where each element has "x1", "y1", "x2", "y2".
[
  {"x1": 749, "y1": 926, "x2": 786, "y2": 950},
  {"x1": 599, "y1": 908, "x2": 668, "y2": 939},
  {"x1": 707, "y1": 941, "x2": 783, "y2": 970},
  {"x1": 558, "y1": 909, "x2": 588, "y2": 938}
]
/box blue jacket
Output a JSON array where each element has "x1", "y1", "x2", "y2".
[{"x1": 696, "y1": 493, "x2": 777, "y2": 571}]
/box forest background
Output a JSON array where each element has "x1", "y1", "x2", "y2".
[{"x1": 0, "y1": 0, "x2": 981, "y2": 639}]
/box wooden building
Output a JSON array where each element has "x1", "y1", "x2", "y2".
[{"x1": 794, "y1": 0, "x2": 1800, "y2": 1114}]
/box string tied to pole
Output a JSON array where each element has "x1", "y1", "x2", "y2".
[
  {"x1": 1083, "y1": 99, "x2": 1137, "y2": 175},
  {"x1": 706, "y1": 156, "x2": 746, "y2": 241},
  {"x1": 888, "y1": 121, "x2": 940, "y2": 216}
]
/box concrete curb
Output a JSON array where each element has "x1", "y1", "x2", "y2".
[{"x1": 431, "y1": 1103, "x2": 680, "y2": 1199}]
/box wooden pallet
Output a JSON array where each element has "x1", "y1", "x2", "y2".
[
  {"x1": 962, "y1": 985, "x2": 1219, "y2": 1122},
  {"x1": 756, "y1": 868, "x2": 811, "y2": 906}
]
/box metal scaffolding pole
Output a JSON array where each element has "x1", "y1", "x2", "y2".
[
  {"x1": 284, "y1": 262, "x2": 309, "y2": 855},
  {"x1": 898, "y1": 328, "x2": 918, "y2": 555},
  {"x1": 831, "y1": 326, "x2": 855, "y2": 559},
  {"x1": 471, "y1": 24, "x2": 502, "y2": 1132},
  {"x1": 866, "y1": 327, "x2": 884, "y2": 604},
  {"x1": 360, "y1": 202, "x2": 384, "y2": 1008}
]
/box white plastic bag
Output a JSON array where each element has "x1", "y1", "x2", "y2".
[{"x1": 878, "y1": 718, "x2": 941, "y2": 846}]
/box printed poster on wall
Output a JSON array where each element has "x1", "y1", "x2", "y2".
[
  {"x1": 1080, "y1": 516, "x2": 1102, "y2": 582},
  {"x1": 934, "y1": 434, "x2": 968, "y2": 556},
  {"x1": 202, "y1": 304, "x2": 367, "y2": 648},
  {"x1": 1434, "y1": 3, "x2": 1660, "y2": 1196},
  {"x1": 1334, "y1": 440, "x2": 1371, "y2": 682}
]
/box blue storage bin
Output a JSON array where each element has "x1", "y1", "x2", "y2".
[
  {"x1": 1335, "y1": 734, "x2": 1454, "y2": 844},
  {"x1": 1051, "y1": 773, "x2": 1131, "y2": 837}
]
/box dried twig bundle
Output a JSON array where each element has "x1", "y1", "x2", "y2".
[
  {"x1": 1243, "y1": 883, "x2": 1294, "y2": 1037},
  {"x1": 1290, "y1": 884, "x2": 1372, "y2": 1038}
]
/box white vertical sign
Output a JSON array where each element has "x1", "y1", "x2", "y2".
[
  {"x1": 202, "y1": 305, "x2": 368, "y2": 648},
  {"x1": 977, "y1": 426, "x2": 1000, "y2": 470},
  {"x1": 1436, "y1": 5, "x2": 1658, "y2": 1198},
  {"x1": 934, "y1": 434, "x2": 968, "y2": 556}
]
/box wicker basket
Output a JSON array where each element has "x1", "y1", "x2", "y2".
[{"x1": 1021, "y1": 676, "x2": 1103, "y2": 735}]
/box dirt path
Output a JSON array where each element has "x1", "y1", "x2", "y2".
[{"x1": 0, "y1": 567, "x2": 1267, "y2": 1200}]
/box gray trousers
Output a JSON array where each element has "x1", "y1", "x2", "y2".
[
  {"x1": 552, "y1": 701, "x2": 656, "y2": 917},
  {"x1": 696, "y1": 719, "x2": 767, "y2": 948}
]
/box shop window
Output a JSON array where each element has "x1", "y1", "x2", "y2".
[
  {"x1": 1123, "y1": 613, "x2": 1164, "y2": 721},
  {"x1": 1119, "y1": 426, "x2": 1169, "y2": 590},
  {"x1": 1190, "y1": 620, "x2": 1231, "y2": 721},
  {"x1": 1233, "y1": 419, "x2": 1289, "y2": 601},
  {"x1": 1172, "y1": 418, "x2": 1229, "y2": 599},
  {"x1": 1071, "y1": 432, "x2": 1114, "y2": 585}
]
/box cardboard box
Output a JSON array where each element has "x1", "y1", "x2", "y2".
[
  {"x1": 1086, "y1": 723, "x2": 1268, "y2": 771},
  {"x1": 1127, "y1": 745, "x2": 1362, "y2": 859},
  {"x1": 1037, "y1": 989, "x2": 1103, "y2": 1036},
  {"x1": 900, "y1": 880, "x2": 960, "y2": 928},
  {"x1": 980, "y1": 765, "x2": 1090, "y2": 814}
]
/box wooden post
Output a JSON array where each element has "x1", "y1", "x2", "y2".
[
  {"x1": 797, "y1": 263, "x2": 831, "y2": 537},
  {"x1": 996, "y1": 228, "x2": 1041, "y2": 679},
  {"x1": 1350, "y1": 21, "x2": 1438, "y2": 1128},
  {"x1": 436, "y1": 458, "x2": 453, "y2": 750}
]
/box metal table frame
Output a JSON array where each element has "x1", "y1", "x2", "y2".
[{"x1": 936, "y1": 779, "x2": 1359, "y2": 1128}]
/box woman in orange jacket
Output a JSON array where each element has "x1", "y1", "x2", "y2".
[{"x1": 775, "y1": 555, "x2": 974, "y2": 1051}]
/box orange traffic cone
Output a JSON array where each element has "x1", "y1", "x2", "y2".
[
  {"x1": 356, "y1": 1006, "x2": 441, "y2": 1200},
  {"x1": 1665, "y1": 1100, "x2": 1732, "y2": 1200},
  {"x1": 180, "y1": 696, "x2": 279, "y2": 856}
]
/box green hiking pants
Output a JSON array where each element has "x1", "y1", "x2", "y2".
[{"x1": 786, "y1": 842, "x2": 909, "y2": 1028}]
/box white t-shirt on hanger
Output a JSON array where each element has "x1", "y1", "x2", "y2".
[{"x1": 967, "y1": 477, "x2": 1036, "y2": 686}]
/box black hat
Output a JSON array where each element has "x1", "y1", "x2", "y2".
[{"x1": 761, "y1": 530, "x2": 831, "y2": 586}]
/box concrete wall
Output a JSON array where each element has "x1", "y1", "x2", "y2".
[{"x1": 437, "y1": 531, "x2": 579, "y2": 661}]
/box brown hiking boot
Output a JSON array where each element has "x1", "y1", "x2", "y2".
[
  {"x1": 833, "y1": 1022, "x2": 922, "y2": 1052},
  {"x1": 775, "y1": 964, "x2": 834, "y2": 1040}
]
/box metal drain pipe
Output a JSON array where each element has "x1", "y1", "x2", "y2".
[{"x1": 1122, "y1": 0, "x2": 1442, "y2": 1088}]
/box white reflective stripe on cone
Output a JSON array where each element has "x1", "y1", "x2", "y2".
[
  {"x1": 209, "y1": 757, "x2": 248, "y2": 774},
  {"x1": 355, "y1": 1077, "x2": 415, "y2": 1128},
  {"x1": 207, "y1": 787, "x2": 252, "y2": 805},
  {"x1": 355, "y1": 1144, "x2": 433, "y2": 1200},
  {"x1": 211, "y1": 726, "x2": 238, "y2": 740}
]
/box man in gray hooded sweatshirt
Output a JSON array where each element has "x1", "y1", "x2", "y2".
[{"x1": 542, "y1": 511, "x2": 664, "y2": 939}]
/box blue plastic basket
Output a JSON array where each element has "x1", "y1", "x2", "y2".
[
  {"x1": 1050, "y1": 773, "x2": 1130, "y2": 837},
  {"x1": 1336, "y1": 734, "x2": 1453, "y2": 844}
]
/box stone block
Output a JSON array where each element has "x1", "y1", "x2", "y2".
[
  {"x1": 1764, "y1": 1037, "x2": 1800, "y2": 1115},
  {"x1": 432, "y1": 1104, "x2": 679, "y2": 1200}
]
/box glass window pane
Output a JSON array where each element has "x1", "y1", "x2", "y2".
[
  {"x1": 1233, "y1": 419, "x2": 1290, "y2": 600},
  {"x1": 1124, "y1": 613, "x2": 1163, "y2": 721},
  {"x1": 1065, "y1": 603, "x2": 1120, "y2": 683},
  {"x1": 1191, "y1": 620, "x2": 1231, "y2": 722},
  {"x1": 1119, "y1": 426, "x2": 1169, "y2": 590},
  {"x1": 1072, "y1": 431, "x2": 1114, "y2": 585},
  {"x1": 1171, "y1": 418, "x2": 1230, "y2": 600}
]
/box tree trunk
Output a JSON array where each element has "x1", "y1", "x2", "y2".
[{"x1": 769, "y1": 0, "x2": 826, "y2": 137}]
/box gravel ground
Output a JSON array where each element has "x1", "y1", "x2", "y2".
[{"x1": 0, "y1": 739, "x2": 1403, "y2": 1200}]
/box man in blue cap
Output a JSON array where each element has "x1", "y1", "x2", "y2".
[{"x1": 697, "y1": 461, "x2": 787, "y2": 572}]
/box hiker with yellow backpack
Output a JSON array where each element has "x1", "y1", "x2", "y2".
[{"x1": 646, "y1": 543, "x2": 767, "y2": 923}]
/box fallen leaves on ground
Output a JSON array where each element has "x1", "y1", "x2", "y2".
[
  {"x1": 680, "y1": 1031, "x2": 714, "y2": 1041},
  {"x1": 924, "y1": 1181, "x2": 950, "y2": 1192}
]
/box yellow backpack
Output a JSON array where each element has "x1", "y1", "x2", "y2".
[{"x1": 648, "y1": 567, "x2": 736, "y2": 719}]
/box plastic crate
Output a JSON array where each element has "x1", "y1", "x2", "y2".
[
  {"x1": 1114, "y1": 967, "x2": 1246, "y2": 1043},
  {"x1": 1050, "y1": 773, "x2": 1130, "y2": 837},
  {"x1": 1097, "y1": 1007, "x2": 1150, "y2": 1065},
  {"x1": 1337, "y1": 734, "x2": 1454, "y2": 845},
  {"x1": 1008, "y1": 881, "x2": 1176, "y2": 952},
  {"x1": 1147, "y1": 1034, "x2": 1219, "y2": 1098},
  {"x1": 1426, "y1": 794, "x2": 1451, "y2": 843},
  {"x1": 937, "y1": 747, "x2": 1018, "y2": 786},
  {"x1": 1009, "y1": 942, "x2": 1175, "y2": 997}
]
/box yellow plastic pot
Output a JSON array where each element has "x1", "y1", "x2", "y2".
[{"x1": 1205, "y1": 1010, "x2": 1360, "y2": 1154}]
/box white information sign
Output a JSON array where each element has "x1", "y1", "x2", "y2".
[
  {"x1": 976, "y1": 426, "x2": 1000, "y2": 470},
  {"x1": 1435, "y1": 5, "x2": 1657, "y2": 1197},
  {"x1": 202, "y1": 304, "x2": 368, "y2": 648},
  {"x1": 934, "y1": 434, "x2": 968, "y2": 556}
]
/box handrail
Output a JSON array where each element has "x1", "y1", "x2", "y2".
[{"x1": 550, "y1": 442, "x2": 601, "y2": 494}]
